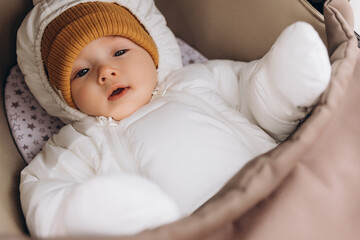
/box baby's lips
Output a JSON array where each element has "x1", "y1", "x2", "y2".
[{"x1": 107, "y1": 83, "x2": 128, "y2": 98}]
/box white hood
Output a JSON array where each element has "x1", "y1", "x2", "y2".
[{"x1": 17, "y1": 0, "x2": 183, "y2": 123}]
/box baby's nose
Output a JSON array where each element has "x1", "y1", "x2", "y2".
[{"x1": 98, "y1": 66, "x2": 118, "y2": 84}]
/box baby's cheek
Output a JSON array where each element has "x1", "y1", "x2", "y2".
[{"x1": 71, "y1": 85, "x2": 91, "y2": 110}]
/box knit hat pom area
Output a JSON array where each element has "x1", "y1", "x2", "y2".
[{"x1": 41, "y1": 2, "x2": 159, "y2": 108}]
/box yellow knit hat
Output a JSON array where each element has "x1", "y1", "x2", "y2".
[{"x1": 41, "y1": 2, "x2": 159, "y2": 108}]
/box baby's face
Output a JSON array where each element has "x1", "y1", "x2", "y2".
[{"x1": 70, "y1": 36, "x2": 158, "y2": 121}]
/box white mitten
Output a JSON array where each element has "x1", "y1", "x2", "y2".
[
  {"x1": 245, "y1": 21, "x2": 331, "y2": 141},
  {"x1": 54, "y1": 174, "x2": 180, "y2": 236}
]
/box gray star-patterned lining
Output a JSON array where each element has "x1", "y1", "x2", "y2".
[
  {"x1": 5, "y1": 66, "x2": 65, "y2": 162},
  {"x1": 5, "y1": 38, "x2": 208, "y2": 163}
]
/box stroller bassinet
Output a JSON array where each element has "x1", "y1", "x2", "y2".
[{"x1": 0, "y1": 0, "x2": 359, "y2": 239}]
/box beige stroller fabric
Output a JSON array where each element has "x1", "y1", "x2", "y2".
[{"x1": 99, "y1": 0, "x2": 358, "y2": 239}]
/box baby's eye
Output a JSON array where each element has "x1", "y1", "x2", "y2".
[
  {"x1": 75, "y1": 68, "x2": 89, "y2": 78},
  {"x1": 114, "y1": 49, "x2": 129, "y2": 57}
]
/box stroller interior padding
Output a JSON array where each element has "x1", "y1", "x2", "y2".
[{"x1": 155, "y1": 0, "x2": 327, "y2": 61}]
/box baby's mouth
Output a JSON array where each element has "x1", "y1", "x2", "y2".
[
  {"x1": 108, "y1": 85, "x2": 129, "y2": 100},
  {"x1": 110, "y1": 88, "x2": 125, "y2": 97}
]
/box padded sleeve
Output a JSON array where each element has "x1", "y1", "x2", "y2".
[
  {"x1": 20, "y1": 126, "x2": 180, "y2": 238},
  {"x1": 205, "y1": 22, "x2": 331, "y2": 141},
  {"x1": 244, "y1": 22, "x2": 331, "y2": 141}
]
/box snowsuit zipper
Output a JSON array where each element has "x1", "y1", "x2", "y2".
[{"x1": 100, "y1": 118, "x2": 139, "y2": 174}]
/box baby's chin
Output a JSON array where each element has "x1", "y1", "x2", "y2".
[
  {"x1": 87, "y1": 98, "x2": 153, "y2": 121},
  {"x1": 103, "y1": 107, "x2": 142, "y2": 121}
]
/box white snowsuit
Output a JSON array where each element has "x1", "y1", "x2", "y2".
[{"x1": 17, "y1": 0, "x2": 331, "y2": 238}]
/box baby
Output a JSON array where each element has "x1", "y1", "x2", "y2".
[{"x1": 17, "y1": 0, "x2": 331, "y2": 238}]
